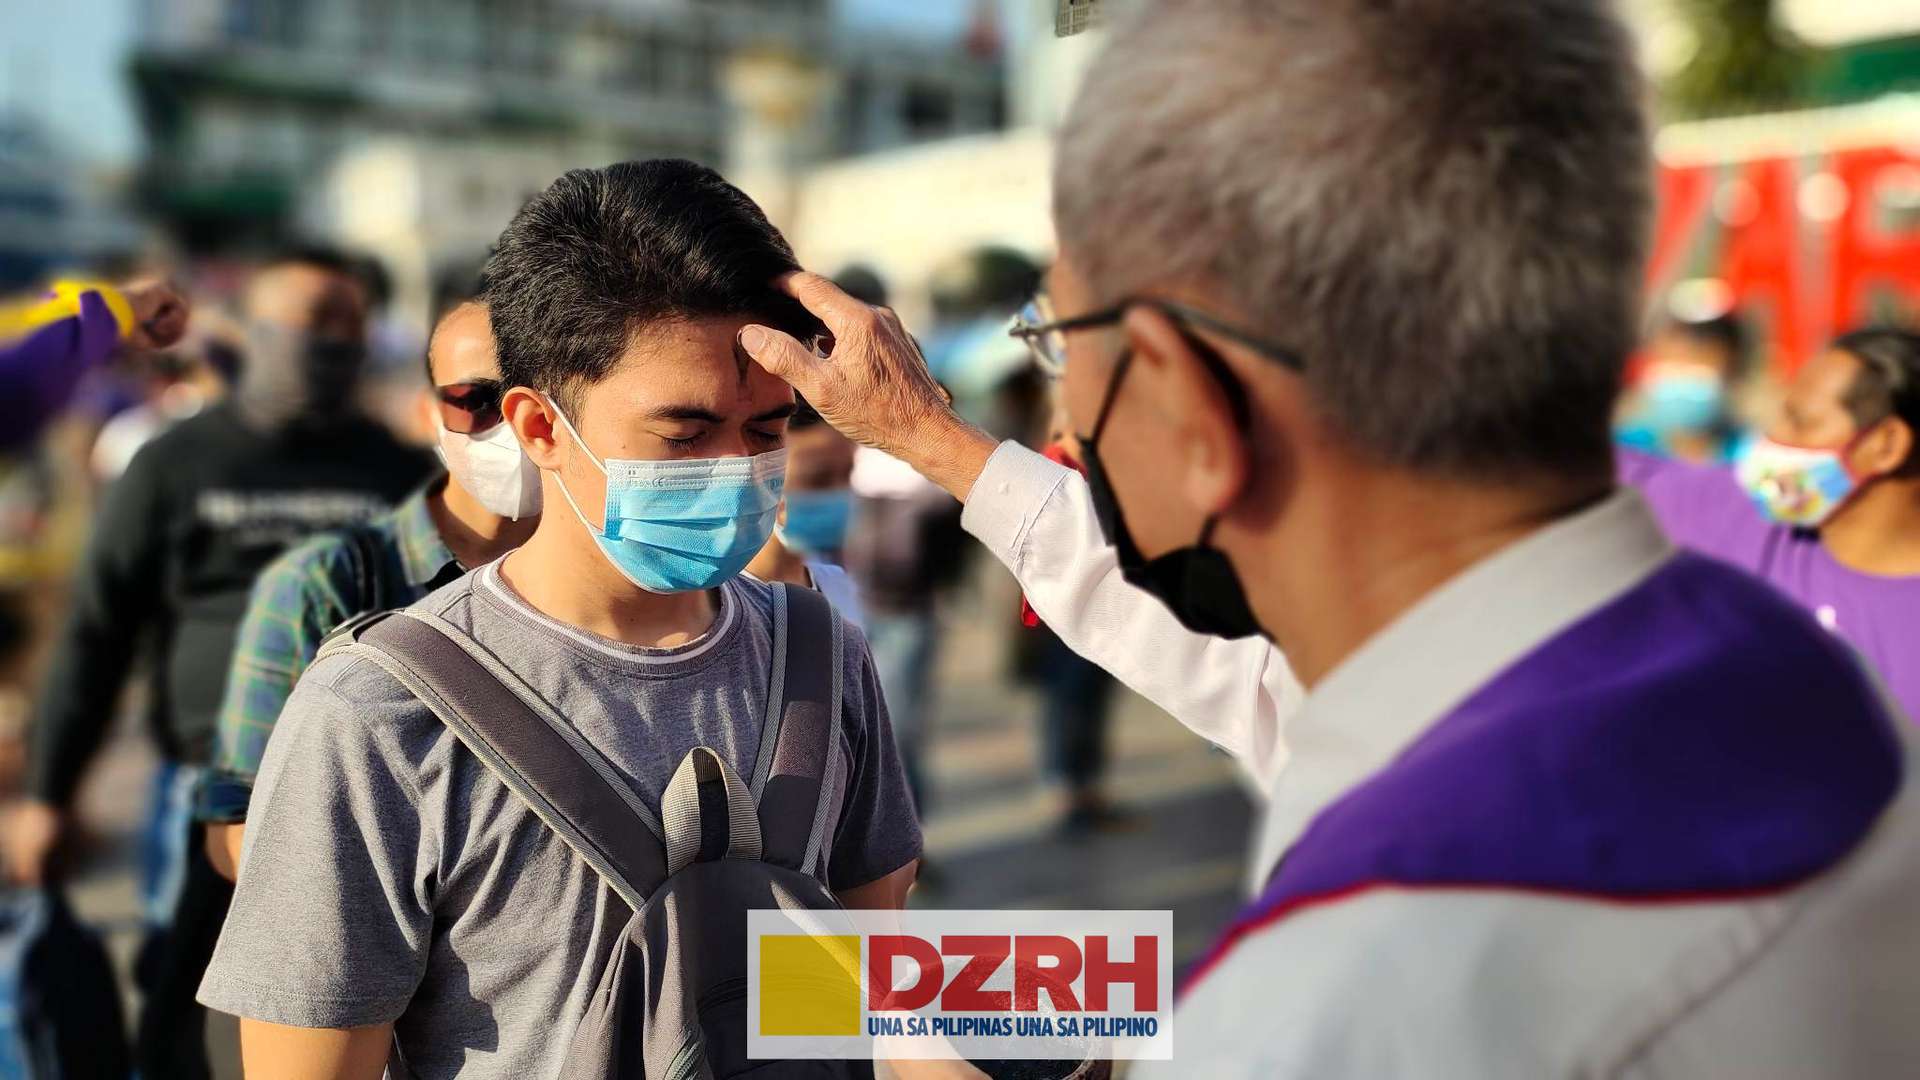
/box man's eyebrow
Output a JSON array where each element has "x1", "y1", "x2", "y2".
[
  {"x1": 640, "y1": 404, "x2": 727, "y2": 423},
  {"x1": 636, "y1": 402, "x2": 796, "y2": 424}
]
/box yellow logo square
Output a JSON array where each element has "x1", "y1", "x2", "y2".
[{"x1": 759, "y1": 934, "x2": 862, "y2": 1036}]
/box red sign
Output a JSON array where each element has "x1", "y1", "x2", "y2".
[
  {"x1": 869, "y1": 933, "x2": 1161, "y2": 1014},
  {"x1": 1649, "y1": 144, "x2": 1920, "y2": 375}
]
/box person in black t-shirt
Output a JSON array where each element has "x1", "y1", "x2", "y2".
[{"x1": 5, "y1": 246, "x2": 433, "y2": 1079}]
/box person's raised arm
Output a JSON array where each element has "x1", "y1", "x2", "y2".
[
  {"x1": 0, "y1": 279, "x2": 188, "y2": 448},
  {"x1": 739, "y1": 274, "x2": 1299, "y2": 778},
  {"x1": 963, "y1": 445, "x2": 1297, "y2": 776}
]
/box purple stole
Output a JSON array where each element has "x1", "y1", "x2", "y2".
[{"x1": 1185, "y1": 553, "x2": 1903, "y2": 994}]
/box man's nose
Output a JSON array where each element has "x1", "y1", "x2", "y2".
[{"x1": 707, "y1": 428, "x2": 755, "y2": 458}]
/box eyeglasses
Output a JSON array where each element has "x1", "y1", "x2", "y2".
[
  {"x1": 435, "y1": 380, "x2": 506, "y2": 434},
  {"x1": 1007, "y1": 294, "x2": 1306, "y2": 378}
]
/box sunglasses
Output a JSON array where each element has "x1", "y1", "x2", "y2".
[{"x1": 435, "y1": 380, "x2": 506, "y2": 434}]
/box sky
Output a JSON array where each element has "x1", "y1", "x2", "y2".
[
  {"x1": 4, "y1": 0, "x2": 984, "y2": 168},
  {"x1": 4, "y1": 0, "x2": 141, "y2": 164},
  {"x1": 840, "y1": 0, "x2": 979, "y2": 39}
]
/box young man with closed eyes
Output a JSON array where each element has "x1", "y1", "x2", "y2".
[{"x1": 197, "y1": 160, "x2": 921, "y2": 1080}]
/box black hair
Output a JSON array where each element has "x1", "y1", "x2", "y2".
[
  {"x1": 832, "y1": 264, "x2": 890, "y2": 307},
  {"x1": 930, "y1": 246, "x2": 1042, "y2": 320},
  {"x1": 431, "y1": 254, "x2": 490, "y2": 324},
  {"x1": 1665, "y1": 310, "x2": 1750, "y2": 377},
  {"x1": 484, "y1": 159, "x2": 818, "y2": 417},
  {"x1": 1833, "y1": 326, "x2": 1920, "y2": 473},
  {"x1": 269, "y1": 242, "x2": 360, "y2": 279},
  {"x1": 789, "y1": 394, "x2": 825, "y2": 430},
  {"x1": 348, "y1": 253, "x2": 394, "y2": 310}
]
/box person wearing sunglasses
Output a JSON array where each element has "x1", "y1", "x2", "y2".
[
  {"x1": 13, "y1": 247, "x2": 435, "y2": 1079},
  {"x1": 737, "y1": 0, "x2": 1920, "y2": 1074},
  {"x1": 198, "y1": 299, "x2": 541, "y2": 876}
]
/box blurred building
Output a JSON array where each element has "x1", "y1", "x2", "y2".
[
  {"x1": 0, "y1": 117, "x2": 71, "y2": 286},
  {"x1": 786, "y1": 1, "x2": 1095, "y2": 325},
  {"x1": 129, "y1": 0, "x2": 1006, "y2": 322},
  {"x1": 792, "y1": 0, "x2": 1920, "y2": 343},
  {"x1": 0, "y1": 115, "x2": 143, "y2": 288}
]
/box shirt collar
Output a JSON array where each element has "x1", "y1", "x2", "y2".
[
  {"x1": 1249, "y1": 487, "x2": 1677, "y2": 888},
  {"x1": 394, "y1": 472, "x2": 462, "y2": 589}
]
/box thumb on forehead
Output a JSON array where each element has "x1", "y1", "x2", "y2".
[{"x1": 738, "y1": 324, "x2": 820, "y2": 387}]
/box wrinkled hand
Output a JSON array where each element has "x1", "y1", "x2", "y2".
[
  {"x1": 3, "y1": 799, "x2": 65, "y2": 886},
  {"x1": 739, "y1": 273, "x2": 997, "y2": 501},
  {"x1": 121, "y1": 277, "x2": 189, "y2": 351}
]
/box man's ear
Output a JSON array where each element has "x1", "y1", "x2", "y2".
[
  {"x1": 1854, "y1": 417, "x2": 1915, "y2": 478},
  {"x1": 502, "y1": 387, "x2": 563, "y2": 470},
  {"x1": 1121, "y1": 306, "x2": 1251, "y2": 519}
]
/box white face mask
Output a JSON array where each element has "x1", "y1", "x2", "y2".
[{"x1": 434, "y1": 416, "x2": 543, "y2": 521}]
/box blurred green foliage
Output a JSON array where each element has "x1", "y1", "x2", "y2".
[{"x1": 1666, "y1": 0, "x2": 1815, "y2": 118}]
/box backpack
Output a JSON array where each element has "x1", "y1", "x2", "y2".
[
  {"x1": 321, "y1": 583, "x2": 871, "y2": 1079},
  {"x1": 0, "y1": 888, "x2": 130, "y2": 1080}
]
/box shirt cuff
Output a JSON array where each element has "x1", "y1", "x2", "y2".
[
  {"x1": 49, "y1": 280, "x2": 134, "y2": 338},
  {"x1": 198, "y1": 969, "x2": 411, "y2": 1031},
  {"x1": 960, "y1": 441, "x2": 1074, "y2": 566},
  {"x1": 196, "y1": 770, "x2": 254, "y2": 824}
]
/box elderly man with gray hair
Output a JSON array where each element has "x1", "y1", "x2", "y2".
[{"x1": 743, "y1": 0, "x2": 1920, "y2": 1075}]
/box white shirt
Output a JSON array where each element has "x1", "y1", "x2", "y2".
[
  {"x1": 959, "y1": 441, "x2": 1920, "y2": 1078},
  {"x1": 959, "y1": 442, "x2": 1303, "y2": 794}
]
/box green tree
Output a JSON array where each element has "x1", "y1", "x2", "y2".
[{"x1": 1667, "y1": 0, "x2": 1814, "y2": 118}]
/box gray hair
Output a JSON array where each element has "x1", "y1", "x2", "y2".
[{"x1": 1055, "y1": 0, "x2": 1651, "y2": 480}]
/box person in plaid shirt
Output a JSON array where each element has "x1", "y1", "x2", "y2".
[{"x1": 198, "y1": 300, "x2": 542, "y2": 876}]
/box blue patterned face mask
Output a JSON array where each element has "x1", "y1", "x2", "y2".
[
  {"x1": 775, "y1": 488, "x2": 854, "y2": 555},
  {"x1": 547, "y1": 398, "x2": 786, "y2": 593},
  {"x1": 1735, "y1": 436, "x2": 1861, "y2": 529}
]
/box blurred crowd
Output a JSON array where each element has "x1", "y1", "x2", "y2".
[
  {"x1": 4, "y1": 209, "x2": 1916, "y2": 1079},
  {"x1": 0, "y1": 234, "x2": 1145, "y2": 1076}
]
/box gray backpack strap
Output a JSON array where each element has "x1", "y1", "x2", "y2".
[
  {"x1": 336, "y1": 610, "x2": 670, "y2": 911},
  {"x1": 660, "y1": 746, "x2": 761, "y2": 876},
  {"x1": 751, "y1": 582, "x2": 843, "y2": 877}
]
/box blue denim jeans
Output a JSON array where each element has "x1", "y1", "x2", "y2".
[{"x1": 862, "y1": 610, "x2": 939, "y2": 815}]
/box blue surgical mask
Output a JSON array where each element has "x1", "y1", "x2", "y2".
[
  {"x1": 547, "y1": 398, "x2": 786, "y2": 593},
  {"x1": 1638, "y1": 370, "x2": 1726, "y2": 438},
  {"x1": 775, "y1": 488, "x2": 854, "y2": 555}
]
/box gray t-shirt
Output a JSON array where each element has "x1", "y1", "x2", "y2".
[{"x1": 198, "y1": 562, "x2": 921, "y2": 1078}]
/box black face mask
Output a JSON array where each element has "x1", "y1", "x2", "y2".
[
  {"x1": 236, "y1": 322, "x2": 368, "y2": 431},
  {"x1": 1077, "y1": 347, "x2": 1268, "y2": 641}
]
